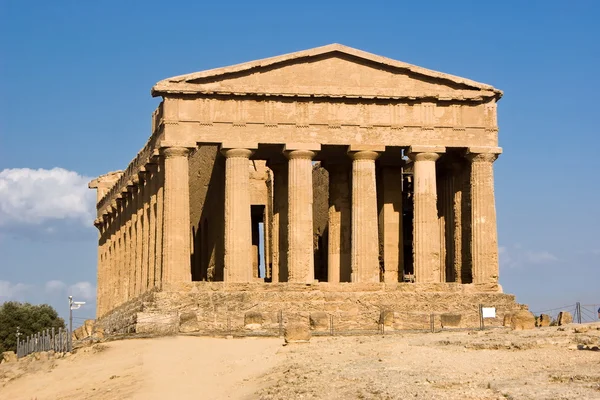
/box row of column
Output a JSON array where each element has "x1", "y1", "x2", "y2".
[
  {"x1": 218, "y1": 144, "x2": 500, "y2": 285},
  {"x1": 96, "y1": 147, "x2": 193, "y2": 317}
]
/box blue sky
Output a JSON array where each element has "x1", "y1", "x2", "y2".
[{"x1": 1, "y1": 0, "x2": 598, "y2": 323}]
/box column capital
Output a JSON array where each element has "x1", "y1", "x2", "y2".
[
  {"x1": 221, "y1": 148, "x2": 254, "y2": 159},
  {"x1": 349, "y1": 150, "x2": 380, "y2": 161},
  {"x1": 466, "y1": 147, "x2": 502, "y2": 163},
  {"x1": 285, "y1": 149, "x2": 316, "y2": 160},
  {"x1": 160, "y1": 146, "x2": 190, "y2": 159},
  {"x1": 408, "y1": 152, "x2": 441, "y2": 162}
]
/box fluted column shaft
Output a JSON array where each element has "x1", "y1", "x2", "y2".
[
  {"x1": 468, "y1": 152, "x2": 500, "y2": 284},
  {"x1": 154, "y1": 165, "x2": 165, "y2": 288},
  {"x1": 222, "y1": 148, "x2": 254, "y2": 282},
  {"x1": 147, "y1": 166, "x2": 158, "y2": 289},
  {"x1": 286, "y1": 150, "x2": 315, "y2": 283},
  {"x1": 161, "y1": 147, "x2": 192, "y2": 283},
  {"x1": 410, "y1": 152, "x2": 442, "y2": 283},
  {"x1": 135, "y1": 184, "x2": 144, "y2": 295},
  {"x1": 326, "y1": 163, "x2": 351, "y2": 283},
  {"x1": 270, "y1": 163, "x2": 288, "y2": 282},
  {"x1": 350, "y1": 150, "x2": 380, "y2": 283},
  {"x1": 141, "y1": 173, "x2": 151, "y2": 291}
]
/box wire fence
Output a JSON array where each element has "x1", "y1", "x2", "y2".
[
  {"x1": 531, "y1": 303, "x2": 600, "y2": 324},
  {"x1": 16, "y1": 327, "x2": 71, "y2": 359}
]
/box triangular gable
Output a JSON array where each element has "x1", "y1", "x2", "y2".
[{"x1": 152, "y1": 44, "x2": 502, "y2": 101}]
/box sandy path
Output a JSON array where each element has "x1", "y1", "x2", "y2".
[
  {"x1": 0, "y1": 336, "x2": 282, "y2": 400},
  {"x1": 1, "y1": 325, "x2": 599, "y2": 399}
]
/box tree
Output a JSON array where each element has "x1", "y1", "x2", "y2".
[{"x1": 0, "y1": 302, "x2": 65, "y2": 353}]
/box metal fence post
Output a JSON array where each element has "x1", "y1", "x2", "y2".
[{"x1": 278, "y1": 310, "x2": 283, "y2": 337}]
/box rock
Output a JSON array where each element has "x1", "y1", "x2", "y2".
[
  {"x1": 38, "y1": 351, "x2": 49, "y2": 361},
  {"x1": 310, "y1": 312, "x2": 330, "y2": 330},
  {"x1": 179, "y1": 312, "x2": 200, "y2": 333},
  {"x1": 536, "y1": 314, "x2": 551, "y2": 327},
  {"x1": 510, "y1": 311, "x2": 535, "y2": 330},
  {"x1": 503, "y1": 314, "x2": 512, "y2": 327},
  {"x1": 440, "y1": 314, "x2": 462, "y2": 328},
  {"x1": 2, "y1": 351, "x2": 17, "y2": 363},
  {"x1": 557, "y1": 311, "x2": 573, "y2": 326},
  {"x1": 83, "y1": 319, "x2": 95, "y2": 337},
  {"x1": 244, "y1": 311, "x2": 263, "y2": 329},
  {"x1": 573, "y1": 326, "x2": 589, "y2": 333},
  {"x1": 284, "y1": 323, "x2": 311, "y2": 343}
]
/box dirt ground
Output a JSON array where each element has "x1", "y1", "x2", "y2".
[{"x1": 1, "y1": 323, "x2": 599, "y2": 400}]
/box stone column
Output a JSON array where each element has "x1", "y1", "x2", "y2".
[
  {"x1": 147, "y1": 165, "x2": 158, "y2": 289},
  {"x1": 96, "y1": 217, "x2": 107, "y2": 317},
  {"x1": 270, "y1": 162, "x2": 288, "y2": 282},
  {"x1": 135, "y1": 181, "x2": 144, "y2": 295},
  {"x1": 467, "y1": 148, "x2": 501, "y2": 284},
  {"x1": 154, "y1": 164, "x2": 164, "y2": 288},
  {"x1": 380, "y1": 166, "x2": 403, "y2": 284},
  {"x1": 107, "y1": 209, "x2": 117, "y2": 311},
  {"x1": 122, "y1": 194, "x2": 132, "y2": 301},
  {"x1": 141, "y1": 172, "x2": 151, "y2": 292},
  {"x1": 408, "y1": 146, "x2": 445, "y2": 283},
  {"x1": 285, "y1": 150, "x2": 315, "y2": 283},
  {"x1": 161, "y1": 147, "x2": 192, "y2": 283},
  {"x1": 350, "y1": 150, "x2": 380, "y2": 283},
  {"x1": 222, "y1": 148, "x2": 254, "y2": 282},
  {"x1": 325, "y1": 163, "x2": 351, "y2": 283}
]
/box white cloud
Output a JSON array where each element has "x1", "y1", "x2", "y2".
[
  {"x1": 0, "y1": 168, "x2": 96, "y2": 238},
  {"x1": 499, "y1": 244, "x2": 558, "y2": 269},
  {"x1": 69, "y1": 281, "x2": 96, "y2": 301},
  {"x1": 45, "y1": 280, "x2": 67, "y2": 294},
  {"x1": 525, "y1": 250, "x2": 558, "y2": 264},
  {"x1": 0, "y1": 280, "x2": 32, "y2": 302}
]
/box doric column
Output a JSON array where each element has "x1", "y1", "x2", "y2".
[
  {"x1": 160, "y1": 146, "x2": 192, "y2": 283},
  {"x1": 325, "y1": 163, "x2": 351, "y2": 283},
  {"x1": 141, "y1": 171, "x2": 151, "y2": 292},
  {"x1": 108, "y1": 207, "x2": 117, "y2": 311},
  {"x1": 380, "y1": 166, "x2": 403, "y2": 284},
  {"x1": 467, "y1": 147, "x2": 501, "y2": 284},
  {"x1": 222, "y1": 148, "x2": 254, "y2": 282},
  {"x1": 408, "y1": 146, "x2": 445, "y2": 283},
  {"x1": 135, "y1": 181, "x2": 144, "y2": 295},
  {"x1": 147, "y1": 165, "x2": 158, "y2": 289},
  {"x1": 122, "y1": 193, "x2": 132, "y2": 301},
  {"x1": 285, "y1": 149, "x2": 316, "y2": 283},
  {"x1": 270, "y1": 162, "x2": 288, "y2": 282},
  {"x1": 154, "y1": 163, "x2": 164, "y2": 288},
  {"x1": 349, "y1": 150, "x2": 380, "y2": 283}
]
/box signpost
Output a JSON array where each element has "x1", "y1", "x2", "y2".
[{"x1": 68, "y1": 296, "x2": 86, "y2": 352}]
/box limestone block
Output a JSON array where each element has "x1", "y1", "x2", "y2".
[
  {"x1": 379, "y1": 310, "x2": 394, "y2": 327},
  {"x1": 510, "y1": 311, "x2": 535, "y2": 330},
  {"x1": 83, "y1": 319, "x2": 95, "y2": 337},
  {"x1": 440, "y1": 314, "x2": 462, "y2": 328},
  {"x1": 2, "y1": 351, "x2": 17, "y2": 363},
  {"x1": 284, "y1": 323, "x2": 311, "y2": 343},
  {"x1": 557, "y1": 311, "x2": 573, "y2": 326},
  {"x1": 503, "y1": 314, "x2": 512, "y2": 327},
  {"x1": 38, "y1": 351, "x2": 49, "y2": 362},
  {"x1": 136, "y1": 312, "x2": 178, "y2": 335},
  {"x1": 309, "y1": 312, "x2": 330, "y2": 330},
  {"x1": 244, "y1": 311, "x2": 264, "y2": 326},
  {"x1": 536, "y1": 314, "x2": 551, "y2": 327},
  {"x1": 393, "y1": 312, "x2": 430, "y2": 330},
  {"x1": 179, "y1": 311, "x2": 200, "y2": 333}
]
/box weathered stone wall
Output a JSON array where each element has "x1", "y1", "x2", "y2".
[{"x1": 96, "y1": 283, "x2": 524, "y2": 337}]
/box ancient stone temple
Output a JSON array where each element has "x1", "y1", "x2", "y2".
[{"x1": 90, "y1": 44, "x2": 523, "y2": 334}]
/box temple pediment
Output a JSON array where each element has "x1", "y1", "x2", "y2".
[{"x1": 152, "y1": 44, "x2": 502, "y2": 101}]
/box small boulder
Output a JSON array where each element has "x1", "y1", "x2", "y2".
[
  {"x1": 2, "y1": 351, "x2": 17, "y2": 363},
  {"x1": 244, "y1": 311, "x2": 263, "y2": 330},
  {"x1": 284, "y1": 323, "x2": 311, "y2": 343},
  {"x1": 309, "y1": 312, "x2": 330, "y2": 330},
  {"x1": 510, "y1": 310, "x2": 535, "y2": 330},
  {"x1": 557, "y1": 311, "x2": 573, "y2": 326},
  {"x1": 537, "y1": 314, "x2": 551, "y2": 327}
]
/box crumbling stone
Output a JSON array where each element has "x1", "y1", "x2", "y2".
[
  {"x1": 557, "y1": 311, "x2": 573, "y2": 326},
  {"x1": 2, "y1": 351, "x2": 17, "y2": 363},
  {"x1": 509, "y1": 311, "x2": 535, "y2": 330},
  {"x1": 309, "y1": 312, "x2": 330, "y2": 330},
  {"x1": 536, "y1": 314, "x2": 551, "y2": 327},
  {"x1": 284, "y1": 323, "x2": 311, "y2": 343}
]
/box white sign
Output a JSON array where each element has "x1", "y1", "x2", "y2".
[
  {"x1": 482, "y1": 307, "x2": 496, "y2": 318},
  {"x1": 70, "y1": 301, "x2": 86, "y2": 310}
]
